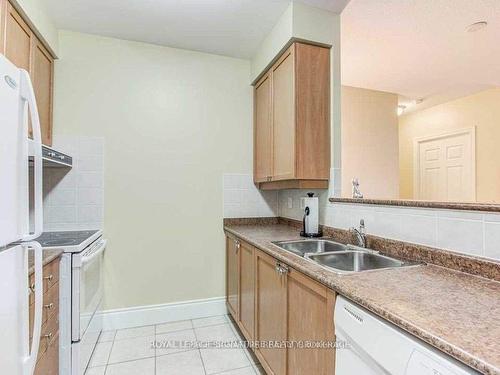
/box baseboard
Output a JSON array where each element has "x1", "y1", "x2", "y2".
[{"x1": 100, "y1": 296, "x2": 227, "y2": 331}]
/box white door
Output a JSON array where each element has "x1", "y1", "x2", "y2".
[{"x1": 414, "y1": 128, "x2": 476, "y2": 202}]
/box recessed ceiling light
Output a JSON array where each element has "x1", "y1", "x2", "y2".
[
  {"x1": 397, "y1": 105, "x2": 406, "y2": 116},
  {"x1": 466, "y1": 21, "x2": 488, "y2": 32}
]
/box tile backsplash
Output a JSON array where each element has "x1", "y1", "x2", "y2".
[
  {"x1": 42, "y1": 135, "x2": 104, "y2": 231},
  {"x1": 223, "y1": 174, "x2": 278, "y2": 218},
  {"x1": 222, "y1": 167, "x2": 500, "y2": 261},
  {"x1": 278, "y1": 191, "x2": 500, "y2": 261}
]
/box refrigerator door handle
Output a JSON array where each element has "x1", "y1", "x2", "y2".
[
  {"x1": 19, "y1": 69, "x2": 43, "y2": 241},
  {"x1": 23, "y1": 242, "x2": 43, "y2": 375}
]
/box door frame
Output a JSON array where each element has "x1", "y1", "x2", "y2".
[{"x1": 413, "y1": 127, "x2": 476, "y2": 201}]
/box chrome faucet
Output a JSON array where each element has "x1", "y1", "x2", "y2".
[{"x1": 350, "y1": 219, "x2": 366, "y2": 248}]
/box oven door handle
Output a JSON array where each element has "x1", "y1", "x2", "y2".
[{"x1": 82, "y1": 240, "x2": 107, "y2": 267}]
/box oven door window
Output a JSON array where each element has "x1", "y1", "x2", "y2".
[{"x1": 79, "y1": 249, "x2": 104, "y2": 338}]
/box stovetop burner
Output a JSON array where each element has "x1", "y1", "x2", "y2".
[{"x1": 35, "y1": 230, "x2": 100, "y2": 247}]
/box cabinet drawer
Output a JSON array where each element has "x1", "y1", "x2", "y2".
[
  {"x1": 42, "y1": 282, "x2": 59, "y2": 323},
  {"x1": 39, "y1": 311, "x2": 59, "y2": 356},
  {"x1": 43, "y1": 259, "x2": 60, "y2": 291},
  {"x1": 29, "y1": 258, "x2": 60, "y2": 305},
  {"x1": 30, "y1": 282, "x2": 59, "y2": 331},
  {"x1": 34, "y1": 332, "x2": 59, "y2": 375}
]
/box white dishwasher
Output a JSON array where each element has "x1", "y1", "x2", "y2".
[{"x1": 334, "y1": 296, "x2": 479, "y2": 375}]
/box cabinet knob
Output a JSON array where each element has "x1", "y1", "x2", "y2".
[
  {"x1": 43, "y1": 333, "x2": 53, "y2": 341},
  {"x1": 44, "y1": 274, "x2": 54, "y2": 281},
  {"x1": 235, "y1": 240, "x2": 240, "y2": 252},
  {"x1": 275, "y1": 262, "x2": 289, "y2": 275},
  {"x1": 44, "y1": 303, "x2": 54, "y2": 310}
]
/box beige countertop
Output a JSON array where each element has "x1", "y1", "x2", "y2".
[
  {"x1": 28, "y1": 249, "x2": 63, "y2": 275},
  {"x1": 224, "y1": 223, "x2": 500, "y2": 375}
]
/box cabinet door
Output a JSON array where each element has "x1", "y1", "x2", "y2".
[
  {"x1": 238, "y1": 241, "x2": 254, "y2": 340},
  {"x1": 32, "y1": 38, "x2": 54, "y2": 146},
  {"x1": 0, "y1": 0, "x2": 6, "y2": 54},
  {"x1": 255, "y1": 250, "x2": 286, "y2": 375},
  {"x1": 295, "y1": 42, "x2": 330, "y2": 180},
  {"x1": 3, "y1": 2, "x2": 32, "y2": 71},
  {"x1": 226, "y1": 236, "x2": 239, "y2": 319},
  {"x1": 286, "y1": 268, "x2": 336, "y2": 374},
  {"x1": 271, "y1": 45, "x2": 295, "y2": 181},
  {"x1": 254, "y1": 73, "x2": 273, "y2": 183}
]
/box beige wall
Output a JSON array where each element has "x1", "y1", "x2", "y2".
[
  {"x1": 341, "y1": 86, "x2": 399, "y2": 198},
  {"x1": 53, "y1": 31, "x2": 253, "y2": 310},
  {"x1": 250, "y1": 3, "x2": 293, "y2": 81},
  {"x1": 399, "y1": 88, "x2": 500, "y2": 203}
]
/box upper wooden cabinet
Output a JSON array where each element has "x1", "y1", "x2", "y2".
[
  {"x1": 32, "y1": 39, "x2": 54, "y2": 145},
  {"x1": 2, "y1": 1, "x2": 31, "y2": 70},
  {"x1": 254, "y1": 73, "x2": 273, "y2": 183},
  {"x1": 0, "y1": 0, "x2": 55, "y2": 146},
  {"x1": 253, "y1": 42, "x2": 331, "y2": 190}
]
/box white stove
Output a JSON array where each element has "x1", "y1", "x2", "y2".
[
  {"x1": 36, "y1": 230, "x2": 102, "y2": 252},
  {"x1": 38, "y1": 230, "x2": 106, "y2": 375}
]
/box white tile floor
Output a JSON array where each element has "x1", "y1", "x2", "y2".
[{"x1": 84, "y1": 315, "x2": 265, "y2": 375}]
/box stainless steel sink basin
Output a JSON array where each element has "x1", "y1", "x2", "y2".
[
  {"x1": 306, "y1": 251, "x2": 418, "y2": 274},
  {"x1": 273, "y1": 239, "x2": 347, "y2": 257}
]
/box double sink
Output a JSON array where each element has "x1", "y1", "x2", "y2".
[{"x1": 273, "y1": 239, "x2": 418, "y2": 274}]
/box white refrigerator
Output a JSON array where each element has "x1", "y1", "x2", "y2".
[{"x1": 0, "y1": 53, "x2": 44, "y2": 374}]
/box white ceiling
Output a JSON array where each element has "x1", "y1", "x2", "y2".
[
  {"x1": 297, "y1": 0, "x2": 350, "y2": 13},
  {"x1": 43, "y1": 0, "x2": 347, "y2": 59},
  {"x1": 341, "y1": 0, "x2": 500, "y2": 109}
]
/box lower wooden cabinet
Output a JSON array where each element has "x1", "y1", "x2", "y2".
[
  {"x1": 286, "y1": 267, "x2": 335, "y2": 375},
  {"x1": 225, "y1": 235, "x2": 336, "y2": 375},
  {"x1": 29, "y1": 256, "x2": 61, "y2": 375},
  {"x1": 226, "y1": 236, "x2": 239, "y2": 319},
  {"x1": 255, "y1": 249, "x2": 287, "y2": 375},
  {"x1": 239, "y1": 241, "x2": 255, "y2": 340},
  {"x1": 34, "y1": 332, "x2": 59, "y2": 375}
]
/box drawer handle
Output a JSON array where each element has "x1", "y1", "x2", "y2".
[
  {"x1": 43, "y1": 333, "x2": 53, "y2": 340},
  {"x1": 44, "y1": 274, "x2": 54, "y2": 281},
  {"x1": 44, "y1": 303, "x2": 54, "y2": 310}
]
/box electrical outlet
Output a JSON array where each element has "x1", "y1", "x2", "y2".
[{"x1": 287, "y1": 197, "x2": 293, "y2": 209}]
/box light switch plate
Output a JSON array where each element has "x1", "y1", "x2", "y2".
[{"x1": 300, "y1": 198, "x2": 306, "y2": 209}]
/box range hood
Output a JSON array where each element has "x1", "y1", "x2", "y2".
[
  {"x1": 41, "y1": 145, "x2": 72, "y2": 168},
  {"x1": 29, "y1": 143, "x2": 73, "y2": 168}
]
